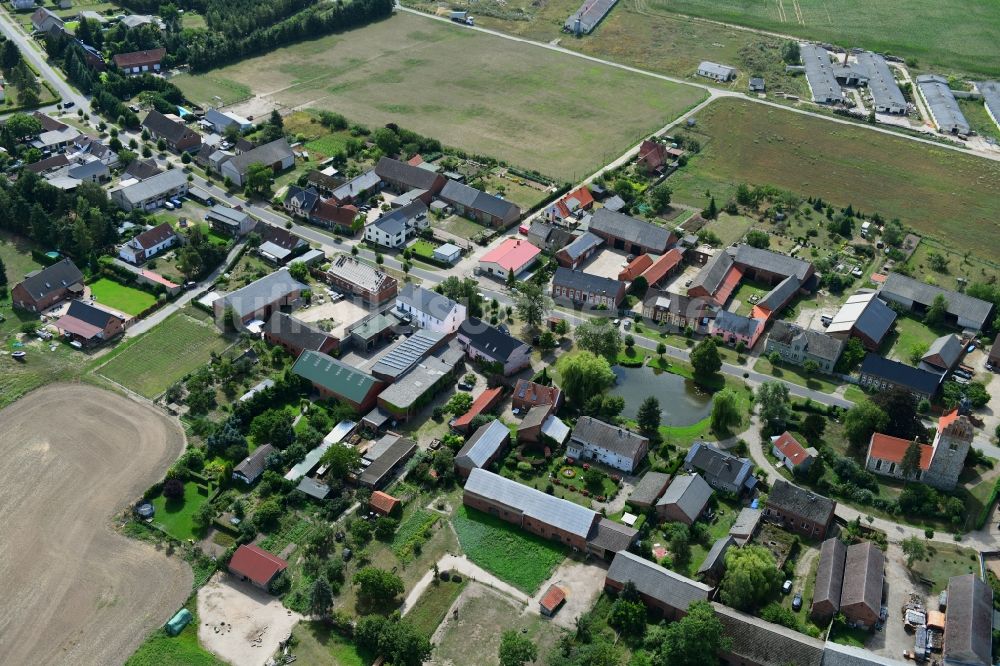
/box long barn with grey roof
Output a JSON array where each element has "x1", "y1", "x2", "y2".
[
  {"x1": 944, "y1": 574, "x2": 993, "y2": 666},
  {"x1": 605, "y1": 551, "x2": 711, "y2": 620},
  {"x1": 455, "y1": 420, "x2": 510, "y2": 478},
  {"x1": 855, "y1": 52, "x2": 907, "y2": 114},
  {"x1": 463, "y1": 469, "x2": 636, "y2": 558},
  {"x1": 563, "y1": 0, "x2": 618, "y2": 34},
  {"x1": 587, "y1": 208, "x2": 673, "y2": 254},
  {"x1": 800, "y1": 43, "x2": 844, "y2": 105},
  {"x1": 980, "y1": 81, "x2": 1000, "y2": 129},
  {"x1": 916, "y1": 75, "x2": 970, "y2": 135},
  {"x1": 879, "y1": 272, "x2": 992, "y2": 331}
]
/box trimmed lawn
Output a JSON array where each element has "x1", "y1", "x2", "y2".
[
  {"x1": 452, "y1": 505, "x2": 566, "y2": 593},
  {"x1": 174, "y1": 12, "x2": 706, "y2": 181},
  {"x1": 884, "y1": 315, "x2": 951, "y2": 363},
  {"x1": 437, "y1": 215, "x2": 489, "y2": 239},
  {"x1": 171, "y1": 73, "x2": 251, "y2": 106},
  {"x1": 410, "y1": 239, "x2": 438, "y2": 260},
  {"x1": 88, "y1": 277, "x2": 158, "y2": 316},
  {"x1": 96, "y1": 312, "x2": 231, "y2": 398},
  {"x1": 668, "y1": 98, "x2": 1000, "y2": 263},
  {"x1": 753, "y1": 358, "x2": 839, "y2": 394},
  {"x1": 405, "y1": 577, "x2": 468, "y2": 638},
  {"x1": 150, "y1": 482, "x2": 212, "y2": 541}
]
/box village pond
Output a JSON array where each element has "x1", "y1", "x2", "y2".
[{"x1": 609, "y1": 365, "x2": 713, "y2": 426}]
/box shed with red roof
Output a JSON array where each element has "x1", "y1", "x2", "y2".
[
  {"x1": 228, "y1": 545, "x2": 288, "y2": 590},
  {"x1": 540, "y1": 585, "x2": 566, "y2": 616},
  {"x1": 770, "y1": 432, "x2": 818, "y2": 472},
  {"x1": 452, "y1": 386, "x2": 504, "y2": 432},
  {"x1": 369, "y1": 490, "x2": 401, "y2": 516}
]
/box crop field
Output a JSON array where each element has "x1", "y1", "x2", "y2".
[
  {"x1": 405, "y1": 0, "x2": 809, "y2": 96},
  {"x1": 174, "y1": 12, "x2": 706, "y2": 181},
  {"x1": 96, "y1": 311, "x2": 231, "y2": 398},
  {"x1": 89, "y1": 277, "x2": 158, "y2": 316},
  {"x1": 655, "y1": 0, "x2": 1000, "y2": 77},
  {"x1": 452, "y1": 506, "x2": 565, "y2": 593},
  {"x1": 391, "y1": 509, "x2": 439, "y2": 561},
  {"x1": 668, "y1": 98, "x2": 1000, "y2": 262},
  {"x1": 170, "y1": 73, "x2": 251, "y2": 107}
]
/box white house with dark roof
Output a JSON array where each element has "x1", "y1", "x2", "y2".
[
  {"x1": 456, "y1": 317, "x2": 532, "y2": 375},
  {"x1": 567, "y1": 416, "x2": 648, "y2": 473},
  {"x1": 551, "y1": 267, "x2": 626, "y2": 308},
  {"x1": 395, "y1": 284, "x2": 466, "y2": 334},
  {"x1": 364, "y1": 201, "x2": 429, "y2": 249}
]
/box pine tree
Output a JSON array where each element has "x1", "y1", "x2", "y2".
[
  {"x1": 0, "y1": 254, "x2": 7, "y2": 287},
  {"x1": 637, "y1": 396, "x2": 661, "y2": 435}
]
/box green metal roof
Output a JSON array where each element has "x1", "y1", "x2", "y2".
[{"x1": 293, "y1": 350, "x2": 379, "y2": 404}]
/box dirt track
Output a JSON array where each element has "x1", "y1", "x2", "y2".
[{"x1": 0, "y1": 384, "x2": 192, "y2": 665}]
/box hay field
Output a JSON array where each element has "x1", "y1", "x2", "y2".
[
  {"x1": 0, "y1": 384, "x2": 191, "y2": 665},
  {"x1": 657, "y1": 0, "x2": 1000, "y2": 77},
  {"x1": 174, "y1": 12, "x2": 706, "y2": 181},
  {"x1": 668, "y1": 98, "x2": 1000, "y2": 262}
]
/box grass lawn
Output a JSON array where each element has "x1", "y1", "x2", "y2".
[
  {"x1": 646, "y1": 0, "x2": 1000, "y2": 78},
  {"x1": 173, "y1": 12, "x2": 706, "y2": 181},
  {"x1": 171, "y1": 73, "x2": 251, "y2": 107},
  {"x1": 668, "y1": 98, "x2": 1000, "y2": 263},
  {"x1": 882, "y1": 315, "x2": 951, "y2": 364},
  {"x1": 96, "y1": 311, "x2": 231, "y2": 398},
  {"x1": 959, "y1": 98, "x2": 1000, "y2": 142},
  {"x1": 150, "y1": 482, "x2": 211, "y2": 541},
  {"x1": 731, "y1": 279, "x2": 772, "y2": 317},
  {"x1": 452, "y1": 505, "x2": 566, "y2": 593},
  {"x1": 904, "y1": 238, "x2": 1000, "y2": 293},
  {"x1": 415, "y1": 0, "x2": 806, "y2": 96},
  {"x1": 286, "y1": 621, "x2": 373, "y2": 666},
  {"x1": 88, "y1": 277, "x2": 158, "y2": 316},
  {"x1": 910, "y1": 542, "x2": 980, "y2": 593},
  {"x1": 125, "y1": 602, "x2": 224, "y2": 666},
  {"x1": 405, "y1": 577, "x2": 468, "y2": 638},
  {"x1": 436, "y1": 215, "x2": 488, "y2": 239},
  {"x1": 753, "y1": 357, "x2": 839, "y2": 394},
  {"x1": 410, "y1": 239, "x2": 438, "y2": 260},
  {"x1": 701, "y1": 213, "x2": 754, "y2": 247}
]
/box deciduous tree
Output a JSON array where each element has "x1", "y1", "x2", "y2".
[
  {"x1": 719, "y1": 545, "x2": 780, "y2": 611},
  {"x1": 574, "y1": 318, "x2": 621, "y2": 361},
  {"x1": 690, "y1": 337, "x2": 721, "y2": 378},
  {"x1": 555, "y1": 351, "x2": 616, "y2": 407},
  {"x1": 499, "y1": 630, "x2": 538, "y2": 666}
]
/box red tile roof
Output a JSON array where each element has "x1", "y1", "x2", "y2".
[
  {"x1": 750, "y1": 304, "x2": 772, "y2": 321},
  {"x1": 553, "y1": 186, "x2": 595, "y2": 219},
  {"x1": 112, "y1": 48, "x2": 166, "y2": 69},
  {"x1": 938, "y1": 409, "x2": 960, "y2": 432},
  {"x1": 513, "y1": 379, "x2": 561, "y2": 407},
  {"x1": 131, "y1": 222, "x2": 176, "y2": 251},
  {"x1": 540, "y1": 584, "x2": 566, "y2": 612},
  {"x1": 639, "y1": 248, "x2": 684, "y2": 286},
  {"x1": 618, "y1": 254, "x2": 653, "y2": 281},
  {"x1": 479, "y1": 238, "x2": 541, "y2": 273},
  {"x1": 229, "y1": 545, "x2": 287, "y2": 586},
  {"x1": 313, "y1": 200, "x2": 358, "y2": 227},
  {"x1": 637, "y1": 139, "x2": 667, "y2": 172},
  {"x1": 370, "y1": 491, "x2": 400, "y2": 515},
  {"x1": 771, "y1": 432, "x2": 813, "y2": 467},
  {"x1": 868, "y1": 433, "x2": 932, "y2": 470},
  {"x1": 452, "y1": 386, "x2": 504, "y2": 430},
  {"x1": 714, "y1": 265, "x2": 744, "y2": 304},
  {"x1": 870, "y1": 272, "x2": 886, "y2": 284}
]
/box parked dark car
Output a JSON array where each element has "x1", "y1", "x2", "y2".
[
  {"x1": 792, "y1": 593, "x2": 802, "y2": 611},
  {"x1": 342, "y1": 548, "x2": 353, "y2": 561}
]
